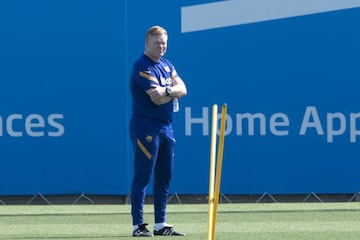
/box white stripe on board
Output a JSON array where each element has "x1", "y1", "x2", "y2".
[{"x1": 181, "y1": 0, "x2": 360, "y2": 33}]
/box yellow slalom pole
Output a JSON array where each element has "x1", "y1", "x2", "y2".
[
  {"x1": 207, "y1": 104, "x2": 218, "y2": 240},
  {"x1": 211, "y1": 103, "x2": 227, "y2": 240}
]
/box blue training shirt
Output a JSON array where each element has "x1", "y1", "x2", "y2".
[{"x1": 130, "y1": 54, "x2": 178, "y2": 123}]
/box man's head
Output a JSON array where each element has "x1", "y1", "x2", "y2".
[{"x1": 144, "y1": 26, "x2": 168, "y2": 62}]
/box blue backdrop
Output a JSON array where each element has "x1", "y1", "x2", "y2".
[{"x1": 1, "y1": 0, "x2": 359, "y2": 195}]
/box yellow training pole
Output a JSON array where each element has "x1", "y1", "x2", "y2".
[
  {"x1": 211, "y1": 103, "x2": 227, "y2": 240},
  {"x1": 207, "y1": 104, "x2": 218, "y2": 240}
]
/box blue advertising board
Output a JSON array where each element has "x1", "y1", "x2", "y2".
[
  {"x1": 0, "y1": 0, "x2": 129, "y2": 195},
  {"x1": 1, "y1": 0, "x2": 360, "y2": 195}
]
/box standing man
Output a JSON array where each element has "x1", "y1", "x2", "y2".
[{"x1": 129, "y1": 25, "x2": 187, "y2": 237}]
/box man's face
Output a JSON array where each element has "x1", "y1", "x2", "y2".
[{"x1": 145, "y1": 33, "x2": 168, "y2": 61}]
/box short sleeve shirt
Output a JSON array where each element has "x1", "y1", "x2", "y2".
[{"x1": 130, "y1": 54, "x2": 178, "y2": 123}]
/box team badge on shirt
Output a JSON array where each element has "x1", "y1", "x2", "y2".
[
  {"x1": 164, "y1": 66, "x2": 170, "y2": 72},
  {"x1": 146, "y1": 135, "x2": 153, "y2": 142}
]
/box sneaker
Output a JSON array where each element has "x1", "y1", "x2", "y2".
[
  {"x1": 154, "y1": 225, "x2": 186, "y2": 236},
  {"x1": 133, "y1": 223, "x2": 153, "y2": 237}
]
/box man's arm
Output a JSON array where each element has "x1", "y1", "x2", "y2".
[
  {"x1": 146, "y1": 86, "x2": 172, "y2": 105},
  {"x1": 145, "y1": 75, "x2": 187, "y2": 105},
  {"x1": 168, "y1": 76, "x2": 187, "y2": 98}
]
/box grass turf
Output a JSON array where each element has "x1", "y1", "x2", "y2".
[{"x1": 0, "y1": 203, "x2": 360, "y2": 239}]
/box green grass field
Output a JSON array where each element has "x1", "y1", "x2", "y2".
[{"x1": 0, "y1": 203, "x2": 360, "y2": 239}]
